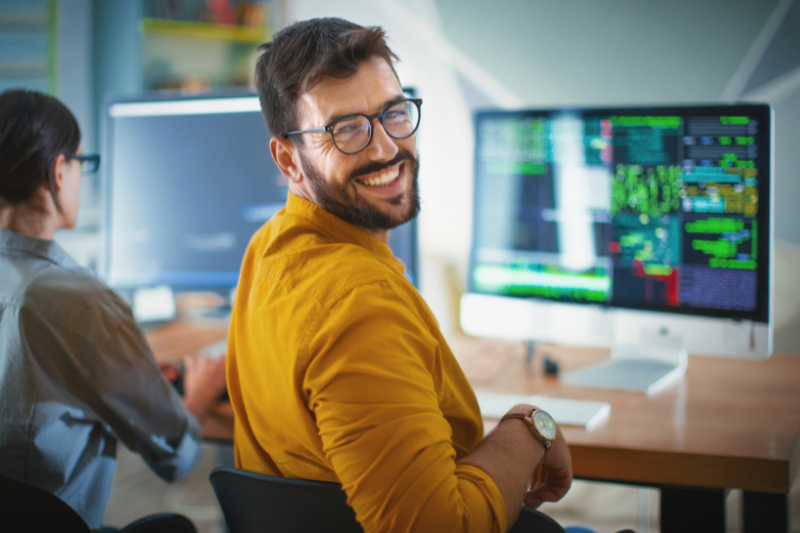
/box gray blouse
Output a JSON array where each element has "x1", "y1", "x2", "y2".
[{"x1": 0, "y1": 228, "x2": 201, "y2": 529}]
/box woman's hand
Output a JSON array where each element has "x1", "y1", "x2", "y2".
[{"x1": 182, "y1": 355, "x2": 228, "y2": 422}]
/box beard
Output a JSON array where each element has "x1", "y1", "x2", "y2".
[{"x1": 298, "y1": 148, "x2": 420, "y2": 231}]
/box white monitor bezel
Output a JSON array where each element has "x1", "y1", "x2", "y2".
[{"x1": 462, "y1": 104, "x2": 774, "y2": 359}]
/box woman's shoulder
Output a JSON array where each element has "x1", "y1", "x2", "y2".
[
  {"x1": 22, "y1": 265, "x2": 135, "y2": 337},
  {"x1": 25, "y1": 263, "x2": 110, "y2": 299}
]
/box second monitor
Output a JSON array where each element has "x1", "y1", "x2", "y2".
[
  {"x1": 462, "y1": 104, "x2": 773, "y2": 391},
  {"x1": 101, "y1": 92, "x2": 419, "y2": 301}
]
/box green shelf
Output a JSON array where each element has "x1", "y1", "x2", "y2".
[{"x1": 141, "y1": 17, "x2": 272, "y2": 44}]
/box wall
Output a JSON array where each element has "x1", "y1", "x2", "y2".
[
  {"x1": 57, "y1": 0, "x2": 93, "y2": 150},
  {"x1": 735, "y1": 0, "x2": 800, "y2": 352}
]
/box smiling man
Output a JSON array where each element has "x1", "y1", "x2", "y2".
[{"x1": 226, "y1": 18, "x2": 573, "y2": 533}]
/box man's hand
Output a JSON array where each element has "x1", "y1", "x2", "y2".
[
  {"x1": 524, "y1": 428, "x2": 572, "y2": 509},
  {"x1": 182, "y1": 355, "x2": 228, "y2": 423}
]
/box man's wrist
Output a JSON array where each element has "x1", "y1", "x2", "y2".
[
  {"x1": 499, "y1": 406, "x2": 540, "y2": 445},
  {"x1": 499, "y1": 405, "x2": 556, "y2": 454}
]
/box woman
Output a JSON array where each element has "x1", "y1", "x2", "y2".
[{"x1": 0, "y1": 89, "x2": 227, "y2": 529}]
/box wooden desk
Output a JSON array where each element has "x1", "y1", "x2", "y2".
[
  {"x1": 448, "y1": 335, "x2": 800, "y2": 533},
  {"x1": 145, "y1": 320, "x2": 228, "y2": 363},
  {"x1": 144, "y1": 321, "x2": 233, "y2": 442},
  {"x1": 145, "y1": 321, "x2": 799, "y2": 532}
]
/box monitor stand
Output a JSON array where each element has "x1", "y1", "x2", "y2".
[{"x1": 561, "y1": 330, "x2": 688, "y2": 395}]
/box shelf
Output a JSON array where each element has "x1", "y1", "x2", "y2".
[{"x1": 141, "y1": 17, "x2": 272, "y2": 44}]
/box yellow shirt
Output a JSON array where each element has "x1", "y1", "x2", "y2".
[{"x1": 228, "y1": 193, "x2": 506, "y2": 533}]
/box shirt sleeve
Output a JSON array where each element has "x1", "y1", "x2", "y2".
[
  {"x1": 303, "y1": 281, "x2": 507, "y2": 533},
  {"x1": 20, "y1": 281, "x2": 201, "y2": 482}
]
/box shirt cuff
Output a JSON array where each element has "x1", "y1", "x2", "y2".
[
  {"x1": 145, "y1": 414, "x2": 202, "y2": 482},
  {"x1": 455, "y1": 463, "x2": 508, "y2": 533}
]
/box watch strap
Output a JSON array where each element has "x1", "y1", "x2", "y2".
[{"x1": 500, "y1": 407, "x2": 554, "y2": 450}]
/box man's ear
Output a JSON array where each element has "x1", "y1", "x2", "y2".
[{"x1": 271, "y1": 137, "x2": 302, "y2": 184}]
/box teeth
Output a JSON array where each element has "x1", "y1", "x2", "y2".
[{"x1": 363, "y1": 168, "x2": 399, "y2": 187}]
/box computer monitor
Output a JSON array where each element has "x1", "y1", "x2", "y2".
[
  {"x1": 461, "y1": 105, "x2": 773, "y2": 385},
  {"x1": 101, "y1": 92, "x2": 418, "y2": 299}
]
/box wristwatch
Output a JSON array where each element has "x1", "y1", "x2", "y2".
[{"x1": 500, "y1": 406, "x2": 558, "y2": 451}]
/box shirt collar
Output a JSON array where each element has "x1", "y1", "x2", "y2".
[
  {"x1": 285, "y1": 193, "x2": 406, "y2": 276},
  {"x1": 0, "y1": 228, "x2": 80, "y2": 269}
]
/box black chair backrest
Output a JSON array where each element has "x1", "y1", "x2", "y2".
[
  {"x1": 510, "y1": 507, "x2": 568, "y2": 533},
  {"x1": 0, "y1": 474, "x2": 197, "y2": 533},
  {"x1": 210, "y1": 467, "x2": 363, "y2": 533},
  {"x1": 210, "y1": 467, "x2": 570, "y2": 533},
  {"x1": 0, "y1": 475, "x2": 90, "y2": 533},
  {"x1": 120, "y1": 512, "x2": 197, "y2": 533}
]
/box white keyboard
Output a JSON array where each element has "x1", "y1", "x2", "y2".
[
  {"x1": 198, "y1": 338, "x2": 228, "y2": 359},
  {"x1": 475, "y1": 392, "x2": 611, "y2": 431}
]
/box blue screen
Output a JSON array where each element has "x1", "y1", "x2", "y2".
[{"x1": 105, "y1": 95, "x2": 417, "y2": 289}]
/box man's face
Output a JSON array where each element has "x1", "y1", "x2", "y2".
[{"x1": 293, "y1": 57, "x2": 420, "y2": 230}]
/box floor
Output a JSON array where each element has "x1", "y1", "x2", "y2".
[
  {"x1": 103, "y1": 443, "x2": 232, "y2": 533},
  {"x1": 102, "y1": 441, "x2": 800, "y2": 533}
]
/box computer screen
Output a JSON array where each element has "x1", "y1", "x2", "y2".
[
  {"x1": 102, "y1": 92, "x2": 418, "y2": 290},
  {"x1": 469, "y1": 105, "x2": 771, "y2": 325}
]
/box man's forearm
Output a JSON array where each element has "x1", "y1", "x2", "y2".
[{"x1": 456, "y1": 417, "x2": 545, "y2": 530}]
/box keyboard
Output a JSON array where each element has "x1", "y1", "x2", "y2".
[
  {"x1": 561, "y1": 358, "x2": 683, "y2": 395},
  {"x1": 198, "y1": 338, "x2": 228, "y2": 359},
  {"x1": 475, "y1": 392, "x2": 611, "y2": 431}
]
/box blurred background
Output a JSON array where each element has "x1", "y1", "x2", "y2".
[
  {"x1": 1, "y1": 0, "x2": 798, "y2": 350},
  {"x1": 1, "y1": 0, "x2": 799, "y2": 531}
]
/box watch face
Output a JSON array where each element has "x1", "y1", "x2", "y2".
[{"x1": 533, "y1": 410, "x2": 557, "y2": 440}]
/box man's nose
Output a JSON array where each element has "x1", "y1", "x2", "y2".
[{"x1": 366, "y1": 117, "x2": 400, "y2": 161}]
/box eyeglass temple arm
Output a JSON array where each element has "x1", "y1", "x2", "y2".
[{"x1": 286, "y1": 127, "x2": 327, "y2": 136}]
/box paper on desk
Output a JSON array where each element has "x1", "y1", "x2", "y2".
[{"x1": 475, "y1": 391, "x2": 611, "y2": 431}]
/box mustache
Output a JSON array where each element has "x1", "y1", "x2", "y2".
[{"x1": 347, "y1": 149, "x2": 417, "y2": 182}]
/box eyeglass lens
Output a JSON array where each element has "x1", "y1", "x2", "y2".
[
  {"x1": 79, "y1": 158, "x2": 99, "y2": 174},
  {"x1": 332, "y1": 99, "x2": 420, "y2": 154}
]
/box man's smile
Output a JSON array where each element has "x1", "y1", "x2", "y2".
[
  {"x1": 354, "y1": 161, "x2": 403, "y2": 188},
  {"x1": 351, "y1": 161, "x2": 407, "y2": 198}
]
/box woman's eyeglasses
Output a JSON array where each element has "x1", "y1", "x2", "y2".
[{"x1": 67, "y1": 154, "x2": 101, "y2": 174}]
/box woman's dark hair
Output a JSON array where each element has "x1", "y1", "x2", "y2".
[
  {"x1": 0, "y1": 89, "x2": 81, "y2": 208},
  {"x1": 254, "y1": 18, "x2": 399, "y2": 142}
]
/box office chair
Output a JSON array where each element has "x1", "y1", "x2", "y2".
[
  {"x1": 0, "y1": 475, "x2": 197, "y2": 533},
  {"x1": 210, "y1": 467, "x2": 574, "y2": 533}
]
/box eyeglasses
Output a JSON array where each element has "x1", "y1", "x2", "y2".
[
  {"x1": 286, "y1": 97, "x2": 422, "y2": 155},
  {"x1": 67, "y1": 154, "x2": 101, "y2": 174}
]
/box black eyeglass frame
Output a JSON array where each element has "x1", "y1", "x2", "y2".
[
  {"x1": 66, "y1": 153, "x2": 101, "y2": 173},
  {"x1": 285, "y1": 97, "x2": 423, "y2": 155}
]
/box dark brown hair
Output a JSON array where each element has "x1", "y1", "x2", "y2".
[
  {"x1": 0, "y1": 89, "x2": 80, "y2": 209},
  {"x1": 254, "y1": 18, "x2": 399, "y2": 141}
]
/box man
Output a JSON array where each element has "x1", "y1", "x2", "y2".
[{"x1": 227, "y1": 18, "x2": 572, "y2": 533}]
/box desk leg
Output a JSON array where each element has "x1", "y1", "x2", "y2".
[
  {"x1": 742, "y1": 491, "x2": 788, "y2": 533},
  {"x1": 660, "y1": 486, "x2": 726, "y2": 533}
]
